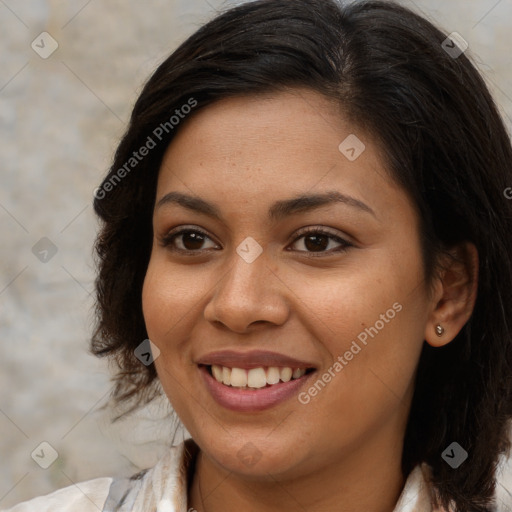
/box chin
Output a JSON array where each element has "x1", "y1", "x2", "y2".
[{"x1": 196, "y1": 431, "x2": 309, "y2": 479}]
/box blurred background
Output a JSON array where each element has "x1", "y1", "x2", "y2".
[{"x1": 1, "y1": 0, "x2": 511, "y2": 508}]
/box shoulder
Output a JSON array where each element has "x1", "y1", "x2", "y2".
[
  {"x1": 393, "y1": 463, "x2": 454, "y2": 512},
  {"x1": 0, "y1": 477, "x2": 113, "y2": 512},
  {"x1": 1, "y1": 438, "x2": 199, "y2": 512}
]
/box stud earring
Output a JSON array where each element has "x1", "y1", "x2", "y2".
[{"x1": 435, "y1": 324, "x2": 445, "y2": 337}]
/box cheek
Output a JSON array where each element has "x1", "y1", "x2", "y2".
[
  {"x1": 141, "y1": 264, "x2": 168, "y2": 340},
  {"x1": 291, "y1": 253, "x2": 428, "y2": 404},
  {"x1": 286, "y1": 261, "x2": 423, "y2": 348},
  {"x1": 290, "y1": 299, "x2": 420, "y2": 436},
  {"x1": 142, "y1": 255, "x2": 206, "y2": 340},
  {"x1": 142, "y1": 260, "x2": 196, "y2": 411}
]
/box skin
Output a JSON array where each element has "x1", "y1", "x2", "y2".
[{"x1": 142, "y1": 89, "x2": 478, "y2": 512}]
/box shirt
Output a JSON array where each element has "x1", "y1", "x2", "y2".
[{"x1": 1, "y1": 438, "x2": 450, "y2": 511}]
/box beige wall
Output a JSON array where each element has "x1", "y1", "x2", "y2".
[{"x1": 1, "y1": 0, "x2": 511, "y2": 507}]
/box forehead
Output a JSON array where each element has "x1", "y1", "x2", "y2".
[{"x1": 155, "y1": 89, "x2": 410, "y2": 224}]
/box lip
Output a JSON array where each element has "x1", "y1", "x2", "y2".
[
  {"x1": 199, "y1": 365, "x2": 316, "y2": 412},
  {"x1": 195, "y1": 349, "x2": 316, "y2": 370}
]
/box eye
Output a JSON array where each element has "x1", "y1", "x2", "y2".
[
  {"x1": 160, "y1": 226, "x2": 353, "y2": 257},
  {"x1": 160, "y1": 227, "x2": 219, "y2": 253},
  {"x1": 288, "y1": 227, "x2": 353, "y2": 256}
]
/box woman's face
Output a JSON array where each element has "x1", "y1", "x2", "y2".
[{"x1": 142, "y1": 89, "x2": 436, "y2": 480}]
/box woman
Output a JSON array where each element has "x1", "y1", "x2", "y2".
[{"x1": 5, "y1": 0, "x2": 512, "y2": 510}]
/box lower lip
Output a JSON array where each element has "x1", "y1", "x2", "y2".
[{"x1": 199, "y1": 365, "x2": 315, "y2": 412}]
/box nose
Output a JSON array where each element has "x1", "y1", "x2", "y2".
[{"x1": 203, "y1": 246, "x2": 290, "y2": 333}]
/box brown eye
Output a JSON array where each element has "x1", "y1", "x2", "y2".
[
  {"x1": 179, "y1": 231, "x2": 207, "y2": 250},
  {"x1": 303, "y1": 234, "x2": 330, "y2": 252},
  {"x1": 161, "y1": 228, "x2": 218, "y2": 252},
  {"x1": 290, "y1": 229, "x2": 352, "y2": 256}
]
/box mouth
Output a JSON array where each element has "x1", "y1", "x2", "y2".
[
  {"x1": 198, "y1": 363, "x2": 317, "y2": 412},
  {"x1": 202, "y1": 364, "x2": 316, "y2": 389}
]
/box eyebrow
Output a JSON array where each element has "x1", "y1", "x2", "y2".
[{"x1": 155, "y1": 190, "x2": 376, "y2": 221}]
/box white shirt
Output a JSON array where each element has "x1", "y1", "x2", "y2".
[{"x1": 0, "y1": 438, "x2": 454, "y2": 511}]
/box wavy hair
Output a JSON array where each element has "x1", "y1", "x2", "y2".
[{"x1": 91, "y1": 1, "x2": 512, "y2": 509}]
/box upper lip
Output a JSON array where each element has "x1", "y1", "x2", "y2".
[{"x1": 196, "y1": 350, "x2": 316, "y2": 370}]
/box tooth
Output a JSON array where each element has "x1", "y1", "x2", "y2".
[
  {"x1": 213, "y1": 365, "x2": 302, "y2": 387},
  {"x1": 280, "y1": 367, "x2": 292, "y2": 382},
  {"x1": 230, "y1": 367, "x2": 248, "y2": 387},
  {"x1": 247, "y1": 367, "x2": 267, "y2": 388},
  {"x1": 292, "y1": 368, "x2": 305, "y2": 379},
  {"x1": 266, "y1": 366, "x2": 281, "y2": 385},
  {"x1": 212, "y1": 365, "x2": 223, "y2": 382},
  {"x1": 222, "y1": 366, "x2": 231, "y2": 386}
]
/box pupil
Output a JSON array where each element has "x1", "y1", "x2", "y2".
[
  {"x1": 182, "y1": 233, "x2": 328, "y2": 252},
  {"x1": 305, "y1": 235, "x2": 327, "y2": 252},
  {"x1": 184, "y1": 232, "x2": 204, "y2": 250}
]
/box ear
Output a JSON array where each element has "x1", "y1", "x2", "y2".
[{"x1": 424, "y1": 242, "x2": 479, "y2": 348}]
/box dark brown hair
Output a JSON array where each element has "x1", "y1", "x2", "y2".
[{"x1": 91, "y1": 1, "x2": 512, "y2": 510}]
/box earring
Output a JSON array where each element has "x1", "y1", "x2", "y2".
[{"x1": 435, "y1": 324, "x2": 445, "y2": 337}]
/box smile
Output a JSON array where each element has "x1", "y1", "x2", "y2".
[
  {"x1": 199, "y1": 364, "x2": 316, "y2": 412},
  {"x1": 208, "y1": 364, "x2": 312, "y2": 389}
]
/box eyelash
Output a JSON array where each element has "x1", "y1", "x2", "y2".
[{"x1": 160, "y1": 226, "x2": 353, "y2": 257}]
